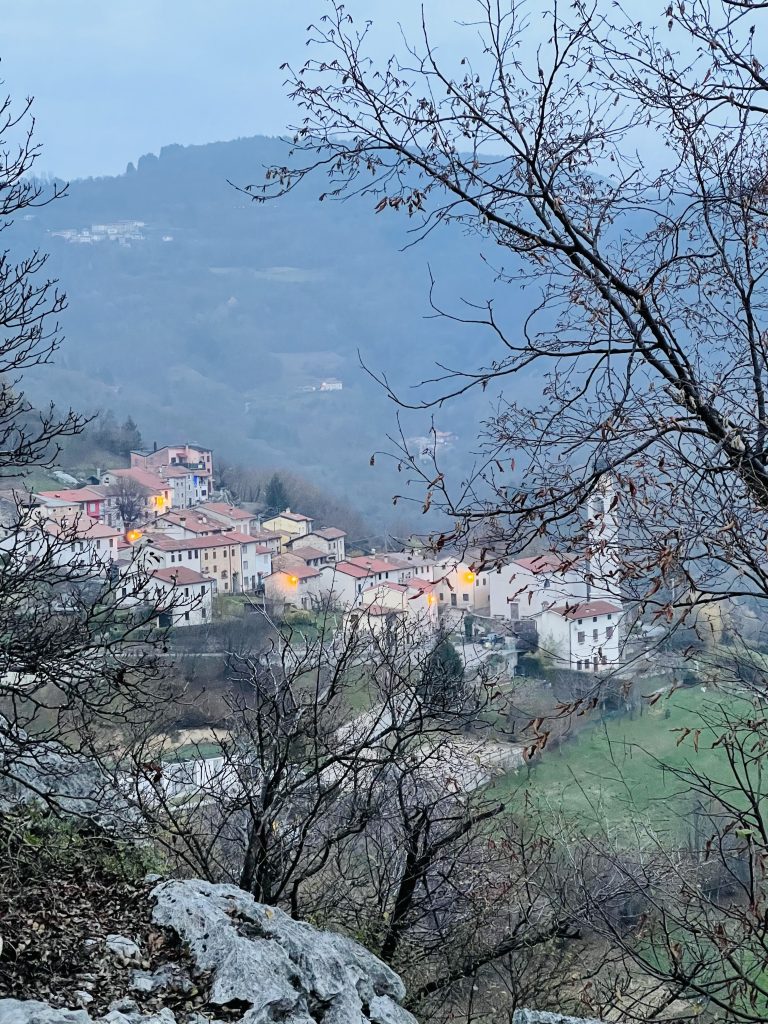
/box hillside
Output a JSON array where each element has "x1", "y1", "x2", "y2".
[{"x1": 10, "y1": 136, "x2": 528, "y2": 523}]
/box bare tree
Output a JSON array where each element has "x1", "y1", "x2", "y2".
[
  {"x1": 251, "y1": 0, "x2": 768, "y2": 629},
  {"x1": 108, "y1": 475, "x2": 147, "y2": 531},
  {"x1": 0, "y1": 89, "x2": 176, "y2": 814}
]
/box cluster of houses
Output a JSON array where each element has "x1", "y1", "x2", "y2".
[{"x1": 11, "y1": 442, "x2": 624, "y2": 672}]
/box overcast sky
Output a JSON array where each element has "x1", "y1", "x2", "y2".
[{"x1": 1, "y1": 1, "x2": 481, "y2": 181}]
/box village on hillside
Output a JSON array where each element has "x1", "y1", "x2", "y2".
[{"x1": 4, "y1": 440, "x2": 626, "y2": 676}]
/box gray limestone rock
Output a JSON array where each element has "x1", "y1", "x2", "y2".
[
  {"x1": 129, "y1": 966, "x2": 190, "y2": 996},
  {"x1": 105, "y1": 936, "x2": 141, "y2": 962},
  {"x1": 0, "y1": 1001, "x2": 91, "y2": 1024},
  {"x1": 151, "y1": 879, "x2": 417, "y2": 1024}
]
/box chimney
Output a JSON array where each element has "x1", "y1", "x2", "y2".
[{"x1": 153, "y1": 441, "x2": 157, "y2": 453}]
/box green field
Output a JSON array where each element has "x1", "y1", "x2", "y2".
[{"x1": 490, "y1": 686, "x2": 758, "y2": 840}]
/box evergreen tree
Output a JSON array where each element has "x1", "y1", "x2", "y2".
[
  {"x1": 120, "y1": 416, "x2": 143, "y2": 456},
  {"x1": 264, "y1": 473, "x2": 289, "y2": 514},
  {"x1": 419, "y1": 639, "x2": 465, "y2": 713}
]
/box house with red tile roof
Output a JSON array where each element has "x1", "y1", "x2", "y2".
[
  {"x1": 99, "y1": 467, "x2": 173, "y2": 527},
  {"x1": 144, "y1": 565, "x2": 214, "y2": 627},
  {"x1": 536, "y1": 599, "x2": 623, "y2": 672}
]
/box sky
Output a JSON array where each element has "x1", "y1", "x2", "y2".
[{"x1": 0, "y1": 1, "x2": 475, "y2": 181}]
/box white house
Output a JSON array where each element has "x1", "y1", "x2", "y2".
[
  {"x1": 536, "y1": 599, "x2": 622, "y2": 671},
  {"x1": 325, "y1": 556, "x2": 412, "y2": 608},
  {"x1": 197, "y1": 502, "x2": 262, "y2": 536},
  {"x1": 487, "y1": 554, "x2": 588, "y2": 621},
  {"x1": 345, "y1": 577, "x2": 439, "y2": 640},
  {"x1": 264, "y1": 557, "x2": 334, "y2": 610},
  {"x1": 146, "y1": 566, "x2": 214, "y2": 627}
]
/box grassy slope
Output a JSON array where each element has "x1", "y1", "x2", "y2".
[{"x1": 490, "y1": 686, "x2": 754, "y2": 839}]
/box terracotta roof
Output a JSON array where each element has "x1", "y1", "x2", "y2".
[
  {"x1": 199, "y1": 502, "x2": 255, "y2": 520},
  {"x1": 314, "y1": 527, "x2": 346, "y2": 540},
  {"x1": 250, "y1": 529, "x2": 281, "y2": 542},
  {"x1": 334, "y1": 561, "x2": 370, "y2": 579},
  {"x1": 276, "y1": 565, "x2": 320, "y2": 581},
  {"x1": 152, "y1": 566, "x2": 211, "y2": 586},
  {"x1": 156, "y1": 511, "x2": 225, "y2": 534},
  {"x1": 346, "y1": 556, "x2": 403, "y2": 574},
  {"x1": 550, "y1": 600, "x2": 622, "y2": 620},
  {"x1": 159, "y1": 466, "x2": 196, "y2": 479},
  {"x1": 266, "y1": 510, "x2": 312, "y2": 523},
  {"x1": 219, "y1": 530, "x2": 258, "y2": 545},
  {"x1": 45, "y1": 517, "x2": 121, "y2": 540},
  {"x1": 38, "y1": 487, "x2": 104, "y2": 504},
  {"x1": 406, "y1": 577, "x2": 435, "y2": 593},
  {"x1": 292, "y1": 546, "x2": 329, "y2": 561},
  {"x1": 108, "y1": 467, "x2": 169, "y2": 493},
  {"x1": 144, "y1": 535, "x2": 202, "y2": 552}
]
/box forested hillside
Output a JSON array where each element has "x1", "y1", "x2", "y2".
[{"x1": 12, "y1": 136, "x2": 525, "y2": 521}]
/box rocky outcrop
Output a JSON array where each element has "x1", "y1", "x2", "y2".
[
  {"x1": 151, "y1": 879, "x2": 417, "y2": 1024},
  {"x1": 0, "y1": 879, "x2": 419, "y2": 1024},
  {"x1": 0, "y1": 724, "x2": 131, "y2": 828}
]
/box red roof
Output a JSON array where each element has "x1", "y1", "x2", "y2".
[
  {"x1": 277, "y1": 565, "x2": 320, "y2": 580},
  {"x1": 45, "y1": 517, "x2": 121, "y2": 540},
  {"x1": 38, "y1": 487, "x2": 104, "y2": 504},
  {"x1": 346, "y1": 556, "x2": 403, "y2": 574},
  {"x1": 220, "y1": 530, "x2": 257, "y2": 545},
  {"x1": 152, "y1": 566, "x2": 211, "y2": 586},
  {"x1": 109, "y1": 467, "x2": 169, "y2": 493},
  {"x1": 551, "y1": 600, "x2": 622, "y2": 620},
  {"x1": 406, "y1": 577, "x2": 435, "y2": 593},
  {"x1": 144, "y1": 535, "x2": 202, "y2": 552},
  {"x1": 292, "y1": 546, "x2": 329, "y2": 561},
  {"x1": 199, "y1": 502, "x2": 256, "y2": 520},
  {"x1": 156, "y1": 511, "x2": 224, "y2": 534}
]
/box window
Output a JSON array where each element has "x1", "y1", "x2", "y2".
[
  {"x1": 543, "y1": 579, "x2": 551, "y2": 589},
  {"x1": 606, "y1": 626, "x2": 614, "y2": 640},
  {"x1": 483, "y1": 578, "x2": 487, "y2": 586},
  {"x1": 577, "y1": 660, "x2": 582, "y2": 671},
  {"x1": 475, "y1": 578, "x2": 479, "y2": 586},
  {"x1": 577, "y1": 618, "x2": 583, "y2": 625},
  {"x1": 577, "y1": 631, "x2": 585, "y2": 644},
  {"x1": 593, "y1": 628, "x2": 598, "y2": 641},
  {"x1": 184, "y1": 611, "x2": 190, "y2": 621},
  {"x1": 184, "y1": 587, "x2": 189, "y2": 596},
  {"x1": 202, "y1": 607, "x2": 207, "y2": 619},
  {"x1": 462, "y1": 593, "x2": 470, "y2": 602},
  {"x1": 121, "y1": 587, "x2": 127, "y2": 598},
  {"x1": 593, "y1": 616, "x2": 598, "y2": 622},
  {"x1": 188, "y1": 551, "x2": 193, "y2": 560},
  {"x1": 224, "y1": 582, "x2": 229, "y2": 591},
  {"x1": 243, "y1": 560, "x2": 249, "y2": 571},
  {"x1": 439, "y1": 592, "x2": 445, "y2": 601},
  {"x1": 171, "y1": 553, "x2": 176, "y2": 563},
  {"x1": 221, "y1": 570, "x2": 228, "y2": 580},
  {"x1": 205, "y1": 551, "x2": 209, "y2": 560}
]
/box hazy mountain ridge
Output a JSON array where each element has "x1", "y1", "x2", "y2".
[{"x1": 12, "y1": 136, "x2": 523, "y2": 520}]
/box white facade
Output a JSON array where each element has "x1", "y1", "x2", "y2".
[
  {"x1": 488, "y1": 555, "x2": 588, "y2": 621},
  {"x1": 537, "y1": 600, "x2": 622, "y2": 671}
]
